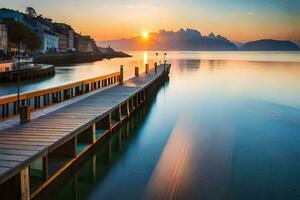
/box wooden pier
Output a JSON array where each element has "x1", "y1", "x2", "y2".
[
  {"x1": 0, "y1": 71, "x2": 120, "y2": 121},
  {"x1": 0, "y1": 64, "x2": 171, "y2": 199}
]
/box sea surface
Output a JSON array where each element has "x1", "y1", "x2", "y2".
[{"x1": 4, "y1": 51, "x2": 300, "y2": 199}]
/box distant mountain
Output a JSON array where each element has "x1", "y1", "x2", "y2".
[
  {"x1": 240, "y1": 39, "x2": 299, "y2": 51},
  {"x1": 232, "y1": 41, "x2": 244, "y2": 48},
  {"x1": 98, "y1": 29, "x2": 238, "y2": 51}
]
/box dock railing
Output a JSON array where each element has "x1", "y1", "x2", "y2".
[{"x1": 0, "y1": 71, "x2": 120, "y2": 121}]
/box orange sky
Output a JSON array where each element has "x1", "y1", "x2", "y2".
[{"x1": 3, "y1": 0, "x2": 300, "y2": 44}]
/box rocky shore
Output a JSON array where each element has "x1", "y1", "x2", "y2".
[{"x1": 33, "y1": 51, "x2": 131, "y2": 65}]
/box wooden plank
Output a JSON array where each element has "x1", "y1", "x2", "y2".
[
  {"x1": 0, "y1": 149, "x2": 38, "y2": 156},
  {"x1": 0, "y1": 154, "x2": 29, "y2": 162},
  {"x1": 0, "y1": 166, "x2": 10, "y2": 175},
  {"x1": 0, "y1": 144, "x2": 44, "y2": 151},
  {"x1": 0, "y1": 160, "x2": 19, "y2": 168},
  {"x1": 0, "y1": 136, "x2": 59, "y2": 142},
  {"x1": 0, "y1": 134, "x2": 61, "y2": 139},
  {"x1": 0, "y1": 140, "x2": 51, "y2": 146}
]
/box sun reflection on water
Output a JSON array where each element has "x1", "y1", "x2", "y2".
[{"x1": 144, "y1": 51, "x2": 148, "y2": 65}]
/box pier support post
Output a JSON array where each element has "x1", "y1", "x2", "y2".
[
  {"x1": 131, "y1": 98, "x2": 135, "y2": 111},
  {"x1": 43, "y1": 155, "x2": 48, "y2": 180},
  {"x1": 117, "y1": 106, "x2": 121, "y2": 122},
  {"x1": 145, "y1": 63, "x2": 149, "y2": 74},
  {"x1": 120, "y1": 65, "x2": 124, "y2": 85},
  {"x1": 20, "y1": 167, "x2": 30, "y2": 200},
  {"x1": 135, "y1": 67, "x2": 139, "y2": 77},
  {"x1": 92, "y1": 123, "x2": 96, "y2": 143},
  {"x1": 126, "y1": 101, "x2": 130, "y2": 117},
  {"x1": 108, "y1": 113, "x2": 112, "y2": 131},
  {"x1": 154, "y1": 62, "x2": 157, "y2": 74}
]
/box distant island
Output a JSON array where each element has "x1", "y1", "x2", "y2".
[
  {"x1": 98, "y1": 28, "x2": 300, "y2": 51},
  {"x1": 240, "y1": 39, "x2": 299, "y2": 51}
]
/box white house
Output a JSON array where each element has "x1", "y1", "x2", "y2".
[{"x1": 42, "y1": 31, "x2": 59, "y2": 53}]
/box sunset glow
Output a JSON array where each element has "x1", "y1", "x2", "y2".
[
  {"x1": 3, "y1": 0, "x2": 300, "y2": 44},
  {"x1": 142, "y1": 31, "x2": 149, "y2": 39}
]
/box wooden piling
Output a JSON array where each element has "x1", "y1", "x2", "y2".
[
  {"x1": 92, "y1": 123, "x2": 96, "y2": 143},
  {"x1": 43, "y1": 155, "x2": 48, "y2": 181},
  {"x1": 145, "y1": 63, "x2": 149, "y2": 73},
  {"x1": 135, "y1": 67, "x2": 139, "y2": 77},
  {"x1": 20, "y1": 167, "x2": 30, "y2": 200},
  {"x1": 120, "y1": 65, "x2": 124, "y2": 85}
]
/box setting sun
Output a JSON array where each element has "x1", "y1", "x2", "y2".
[{"x1": 142, "y1": 31, "x2": 149, "y2": 39}]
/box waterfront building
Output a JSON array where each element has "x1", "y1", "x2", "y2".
[
  {"x1": 53, "y1": 23, "x2": 75, "y2": 52},
  {"x1": 0, "y1": 23, "x2": 8, "y2": 53},
  {"x1": 68, "y1": 30, "x2": 74, "y2": 51},
  {"x1": 1, "y1": 7, "x2": 97, "y2": 54},
  {"x1": 24, "y1": 14, "x2": 59, "y2": 53},
  {"x1": 75, "y1": 34, "x2": 98, "y2": 52},
  {"x1": 56, "y1": 30, "x2": 69, "y2": 52},
  {"x1": 43, "y1": 30, "x2": 59, "y2": 53},
  {"x1": 74, "y1": 33, "x2": 84, "y2": 52}
]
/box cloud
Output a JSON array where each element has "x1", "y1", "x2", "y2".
[{"x1": 247, "y1": 12, "x2": 256, "y2": 15}]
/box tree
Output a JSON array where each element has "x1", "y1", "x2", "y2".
[
  {"x1": 26, "y1": 7, "x2": 37, "y2": 17},
  {"x1": 5, "y1": 20, "x2": 41, "y2": 51}
]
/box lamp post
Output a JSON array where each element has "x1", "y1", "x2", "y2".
[
  {"x1": 154, "y1": 52, "x2": 159, "y2": 74},
  {"x1": 17, "y1": 40, "x2": 21, "y2": 114},
  {"x1": 163, "y1": 52, "x2": 167, "y2": 71}
]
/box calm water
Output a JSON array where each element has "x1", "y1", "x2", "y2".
[
  {"x1": 33, "y1": 51, "x2": 299, "y2": 199},
  {"x1": 1, "y1": 51, "x2": 300, "y2": 96}
]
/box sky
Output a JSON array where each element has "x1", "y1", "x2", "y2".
[{"x1": 1, "y1": 0, "x2": 300, "y2": 44}]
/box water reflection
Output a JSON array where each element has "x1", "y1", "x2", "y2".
[
  {"x1": 1, "y1": 51, "x2": 300, "y2": 97},
  {"x1": 144, "y1": 51, "x2": 148, "y2": 65},
  {"x1": 23, "y1": 52, "x2": 300, "y2": 200},
  {"x1": 145, "y1": 117, "x2": 194, "y2": 200}
]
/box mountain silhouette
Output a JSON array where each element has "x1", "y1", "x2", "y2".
[
  {"x1": 98, "y1": 29, "x2": 238, "y2": 51},
  {"x1": 98, "y1": 29, "x2": 299, "y2": 51},
  {"x1": 240, "y1": 39, "x2": 299, "y2": 51}
]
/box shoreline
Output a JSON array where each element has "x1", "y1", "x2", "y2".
[{"x1": 33, "y1": 51, "x2": 131, "y2": 65}]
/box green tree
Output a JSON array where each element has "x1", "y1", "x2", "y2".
[{"x1": 5, "y1": 20, "x2": 41, "y2": 51}]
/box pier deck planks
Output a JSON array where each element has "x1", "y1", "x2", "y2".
[{"x1": 0, "y1": 65, "x2": 168, "y2": 184}]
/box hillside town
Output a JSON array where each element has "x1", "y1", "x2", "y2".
[{"x1": 0, "y1": 7, "x2": 99, "y2": 56}]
